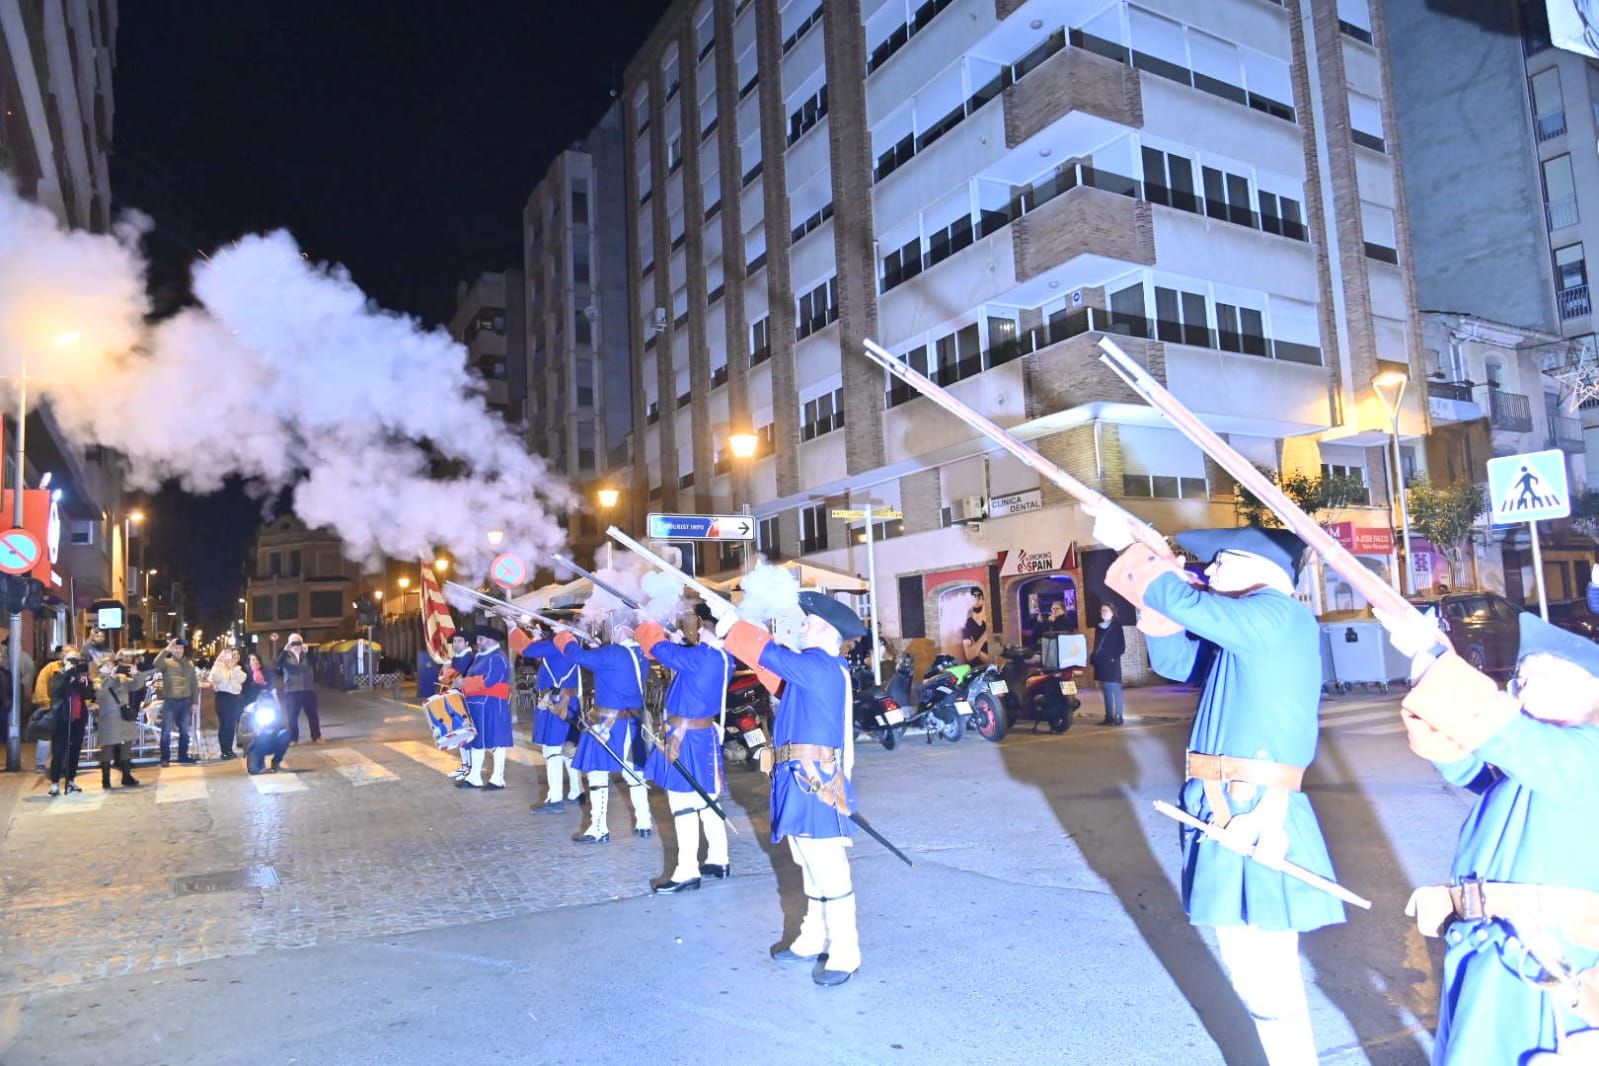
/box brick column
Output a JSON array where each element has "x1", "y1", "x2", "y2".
[
  {"x1": 712, "y1": 0, "x2": 755, "y2": 512},
  {"x1": 676, "y1": 25, "x2": 716, "y2": 513}
]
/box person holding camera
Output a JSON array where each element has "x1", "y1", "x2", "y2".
[
  {"x1": 275, "y1": 633, "x2": 321, "y2": 743},
  {"x1": 47, "y1": 649, "x2": 94, "y2": 795},
  {"x1": 153, "y1": 638, "x2": 201, "y2": 767},
  {"x1": 209, "y1": 648, "x2": 247, "y2": 760},
  {"x1": 95, "y1": 652, "x2": 147, "y2": 789}
]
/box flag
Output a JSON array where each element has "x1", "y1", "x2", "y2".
[{"x1": 419, "y1": 556, "x2": 457, "y2": 665}]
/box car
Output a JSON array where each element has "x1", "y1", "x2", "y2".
[
  {"x1": 1546, "y1": 598, "x2": 1599, "y2": 643},
  {"x1": 1406, "y1": 590, "x2": 1528, "y2": 677}
]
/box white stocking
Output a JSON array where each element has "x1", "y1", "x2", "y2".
[
  {"x1": 700, "y1": 806, "x2": 729, "y2": 867},
  {"x1": 584, "y1": 771, "x2": 610, "y2": 837},
  {"x1": 540, "y1": 745, "x2": 564, "y2": 803},
  {"x1": 785, "y1": 837, "x2": 828, "y2": 957},
  {"x1": 793, "y1": 837, "x2": 859, "y2": 973},
  {"x1": 466, "y1": 747, "x2": 485, "y2": 786},
  {"x1": 667, "y1": 790, "x2": 701, "y2": 882},
  {"x1": 489, "y1": 748, "x2": 508, "y2": 787},
  {"x1": 1213, "y1": 926, "x2": 1317, "y2": 1066},
  {"x1": 565, "y1": 751, "x2": 584, "y2": 800},
  {"x1": 629, "y1": 778, "x2": 652, "y2": 831}
]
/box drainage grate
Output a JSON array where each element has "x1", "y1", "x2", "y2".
[{"x1": 173, "y1": 865, "x2": 281, "y2": 896}]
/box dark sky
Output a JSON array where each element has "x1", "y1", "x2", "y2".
[{"x1": 111, "y1": 0, "x2": 668, "y2": 620}]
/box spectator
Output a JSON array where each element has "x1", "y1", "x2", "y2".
[
  {"x1": 32, "y1": 645, "x2": 66, "y2": 773},
  {"x1": 209, "y1": 648, "x2": 247, "y2": 760},
  {"x1": 94, "y1": 655, "x2": 146, "y2": 789},
  {"x1": 243, "y1": 652, "x2": 269, "y2": 707},
  {"x1": 1091, "y1": 603, "x2": 1126, "y2": 727},
  {"x1": 47, "y1": 649, "x2": 94, "y2": 795},
  {"x1": 152, "y1": 638, "x2": 201, "y2": 767},
  {"x1": 276, "y1": 633, "x2": 321, "y2": 743}
]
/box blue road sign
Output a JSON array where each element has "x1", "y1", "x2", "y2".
[
  {"x1": 1488, "y1": 449, "x2": 1571, "y2": 524},
  {"x1": 646, "y1": 512, "x2": 756, "y2": 541}
]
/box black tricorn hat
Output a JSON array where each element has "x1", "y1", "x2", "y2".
[
  {"x1": 471, "y1": 623, "x2": 507, "y2": 644},
  {"x1": 798, "y1": 590, "x2": 867, "y2": 640}
]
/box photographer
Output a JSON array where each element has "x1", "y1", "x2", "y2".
[
  {"x1": 95, "y1": 652, "x2": 147, "y2": 789},
  {"x1": 47, "y1": 650, "x2": 94, "y2": 796},
  {"x1": 152, "y1": 638, "x2": 201, "y2": 767}
]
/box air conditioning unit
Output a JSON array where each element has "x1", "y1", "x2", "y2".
[
  {"x1": 652, "y1": 307, "x2": 668, "y2": 329},
  {"x1": 953, "y1": 495, "x2": 988, "y2": 522}
]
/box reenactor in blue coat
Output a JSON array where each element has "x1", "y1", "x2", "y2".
[
  {"x1": 1096, "y1": 517, "x2": 1341, "y2": 1064},
  {"x1": 1387, "y1": 610, "x2": 1599, "y2": 1063},
  {"x1": 637, "y1": 614, "x2": 736, "y2": 894},
  {"x1": 554, "y1": 613, "x2": 653, "y2": 844},
  {"x1": 458, "y1": 625, "x2": 513, "y2": 791},
  {"x1": 716, "y1": 591, "x2": 866, "y2": 987},
  {"x1": 445, "y1": 633, "x2": 475, "y2": 782},
  {"x1": 510, "y1": 625, "x2": 586, "y2": 813}
]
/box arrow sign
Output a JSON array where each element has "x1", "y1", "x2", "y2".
[
  {"x1": 646, "y1": 512, "x2": 756, "y2": 541},
  {"x1": 490, "y1": 552, "x2": 529, "y2": 589},
  {"x1": 0, "y1": 527, "x2": 42, "y2": 576}
]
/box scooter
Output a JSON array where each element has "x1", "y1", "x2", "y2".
[
  {"x1": 963, "y1": 664, "x2": 1008, "y2": 742},
  {"x1": 721, "y1": 670, "x2": 773, "y2": 770},
  {"x1": 914, "y1": 654, "x2": 971, "y2": 742},
  {"x1": 998, "y1": 645, "x2": 1079, "y2": 733},
  {"x1": 848, "y1": 657, "x2": 906, "y2": 750},
  {"x1": 240, "y1": 693, "x2": 292, "y2": 774}
]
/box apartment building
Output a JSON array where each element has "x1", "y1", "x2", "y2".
[
  {"x1": 243, "y1": 516, "x2": 365, "y2": 649},
  {"x1": 522, "y1": 103, "x2": 636, "y2": 556},
  {"x1": 450, "y1": 271, "x2": 527, "y2": 425},
  {"x1": 615, "y1": 0, "x2": 1426, "y2": 650}
]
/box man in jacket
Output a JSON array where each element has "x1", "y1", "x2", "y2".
[
  {"x1": 457, "y1": 624, "x2": 513, "y2": 790},
  {"x1": 47, "y1": 649, "x2": 95, "y2": 795},
  {"x1": 275, "y1": 632, "x2": 321, "y2": 743},
  {"x1": 1090, "y1": 602, "x2": 1127, "y2": 726},
  {"x1": 153, "y1": 638, "x2": 202, "y2": 767}
]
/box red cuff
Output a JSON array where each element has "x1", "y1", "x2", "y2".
[
  {"x1": 553, "y1": 631, "x2": 576, "y2": 653},
  {"x1": 461, "y1": 676, "x2": 485, "y2": 696},
  {"x1": 636, "y1": 620, "x2": 667, "y2": 659},
  {"x1": 724, "y1": 620, "x2": 783, "y2": 695}
]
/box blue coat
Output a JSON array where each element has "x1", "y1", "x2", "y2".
[
  {"x1": 1427, "y1": 716, "x2": 1599, "y2": 1061},
  {"x1": 1145, "y1": 574, "x2": 1345, "y2": 933},
  {"x1": 462, "y1": 649, "x2": 512, "y2": 750},
  {"x1": 645, "y1": 640, "x2": 735, "y2": 794},
  {"x1": 520, "y1": 639, "x2": 582, "y2": 747},
  {"x1": 565, "y1": 642, "x2": 645, "y2": 711},
  {"x1": 758, "y1": 642, "x2": 855, "y2": 843}
]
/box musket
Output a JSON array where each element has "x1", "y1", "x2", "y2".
[
  {"x1": 552, "y1": 553, "x2": 643, "y2": 610},
  {"x1": 605, "y1": 527, "x2": 740, "y2": 615},
  {"x1": 1094, "y1": 338, "x2": 1436, "y2": 636},
  {"x1": 636, "y1": 718, "x2": 738, "y2": 833},
  {"x1": 859, "y1": 338, "x2": 1174, "y2": 561},
  {"x1": 1154, "y1": 800, "x2": 1370, "y2": 909},
  {"x1": 444, "y1": 581, "x2": 599, "y2": 646},
  {"x1": 576, "y1": 713, "x2": 647, "y2": 788}
]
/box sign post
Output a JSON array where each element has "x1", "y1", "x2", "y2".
[
  {"x1": 1487, "y1": 449, "x2": 1571, "y2": 621},
  {"x1": 831, "y1": 504, "x2": 902, "y2": 685},
  {"x1": 645, "y1": 513, "x2": 756, "y2": 541}
]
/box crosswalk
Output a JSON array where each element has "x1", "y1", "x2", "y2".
[{"x1": 1320, "y1": 705, "x2": 1407, "y2": 737}]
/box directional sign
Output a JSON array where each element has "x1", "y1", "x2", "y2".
[
  {"x1": 490, "y1": 552, "x2": 529, "y2": 590},
  {"x1": 646, "y1": 512, "x2": 755, "y2": 541},
  {"x1": 0, "y1": 527, "x2": 42, "y2": 575},
  {"x1": 1488, "y1": 449, "x2": 1571, "y2": 524}
]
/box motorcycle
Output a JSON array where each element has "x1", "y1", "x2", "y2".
[
  {"x1": 997, "y1": 645, "x2": 1079, "y2": 733},
  {"x1": 963, "y1": 663, "x2": 1008, "y2": 742},
  {"x1": 239, "y1": 692, "x2": 292, "y2": 774},
  {"x1": 848, "y1": 657, "x2": 907, "y2": 750},
  {"x1": 721, "y1": 670, "x2": 773, "y2": 770},
  {"x1": 913, "y1": 654, "x2": 972, "y2": 742}
]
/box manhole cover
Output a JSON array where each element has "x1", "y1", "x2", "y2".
[{"x1": 173, "y1": 865, "x2": 280, "y2": 896}]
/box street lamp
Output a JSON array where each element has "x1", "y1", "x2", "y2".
[
  {"x1": 124, "y1": 509, "x2": 145, "y2": 607},
  {"x1": 831, "y1": 503, "x2": 901, "y2": 685},
  {"x1": 486, "y1": 530, "x2": 505, "y2": 546},
  {"x1": 1372, "y1": 371, "x2": 1415, "y2": 595},
  {"x1": 596, "y1": 487, "x2": 620, "y2": 510},
  {"x1": 433, "y1": 557, "x2": 449, "y2": 574},
  {"x1": 728, "y1": 430, "x2": 759, "y2": 460}
]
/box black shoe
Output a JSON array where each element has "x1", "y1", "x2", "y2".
[
  {"x1": 455, "y1": 779, "x2": 481, "y2": 789},
  {"x1": 178, "y1": 756, "x2": 199, "y2": 764},
  {"x1": 64, "y1": 782, "x2": 82, "y2": 794},
  {"x1": 483, "y1": 782, "x2": 505, "y2": 790},
  {"x1": 219, "y1": 752, "x2": 237, "y2": 760},
  {"x1": 812, "y1": 965, "x2": 857, "y2": 987},
  {"x1": 159, "y1": 759, "x2": 171, "y2": 768},
  {"x1": 531, "y1": 801, "x2": 565, "y2": 814},
  {"x1": 101, "y1": 776, "x2": 112, "y2": 791},
  {"x1": 651, "y1": 877, "x2": 702, "y2": 895},
  {"x1": 122, "y1": 776, "x2": 141, "y2": 787},
  {"x1": 699, "y1": 863, "x2": 730, "y2": 880},
  {"x1": 771, "y1": 946, "x2": 822, "y2": 964},
  {"x1": 269, "y1": 763, "x2": 282, "y2": 773},
  {"x1": 634, "y1": 827, "x2": 653, "y2": 839},
  {"x1": 573, "y1": 832, "x2": 610, "y2": 845},
  {"x1": 1098, "y1": 717, "x2": 1120, "y2": 726}
]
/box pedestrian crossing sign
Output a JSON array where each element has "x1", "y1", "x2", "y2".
[{"x1": 1487, "y1": 449, "x2": 1570, "y2": 524}]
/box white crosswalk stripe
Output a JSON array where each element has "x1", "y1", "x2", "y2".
[
  {"x1": 156, "y1": 764, "x2": 209, "y2": 804},
  {"x1": 319, "y1": 746, "x2": 399, "y2": 785},
  {"x1": 384, "y1": 739, "x2": 463, "y2": 773},
  {"x1": 249, "y1": 770, "x2": 308, "y2": 794},
  {"x1": 42, "y1": 790, "x2": 107, "y2": 815},
  {"x1": 1320, "y1": 710, "x2": 1397, "y2": 729}
]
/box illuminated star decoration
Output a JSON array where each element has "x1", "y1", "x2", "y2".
[{"x1": 1554, "y1": 340, "x2": 1599, "y2": 412}]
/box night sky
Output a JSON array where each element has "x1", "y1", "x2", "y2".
[{"x1": 111, "y1": 1, "x2": 669, "y2": 623}]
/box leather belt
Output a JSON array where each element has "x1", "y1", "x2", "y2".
[
  {"x1": 774, "y1": 742, "x2": 839, "y2": 767},
  {"x1": 1186, "y1": 751, "x2": 1304, "y2": 830},
  {"x1": 666, "y1": 715, "x2": 716, "y2": 730},
  {"x1": 1407, "y1": 879, "x2": 1599, "y2": 948}
]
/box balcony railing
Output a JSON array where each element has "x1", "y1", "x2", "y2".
[
  {"x1": 1427, "y1": 380, "x2": 1474, "y2": 402},
  {"x1": 1489, "y1": 388, "x2": 1534, "y2": 433},
  {"x1": 1549, "y1": 413, "x2": 1585, "y2": 452},
  {"x1": 1558, "y1": 284, "x2": 1592, "y2": 321},
  {"x1": 1547, "y1": 196, "x2": 1579, "y2": 230},
  {"x1": 1535, "y1": 110, "x2": 1567, "y2": 142}
]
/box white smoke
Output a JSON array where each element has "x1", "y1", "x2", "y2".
[
  {"x1": 578, "y1": 562, "x2": 644, "y2": 630},
  {"x1": 639, "y1": 569, "x2": 685, "y2": 624},
  {"x1": 738, "y1": 561, "x2": 800, "y2": 623},
  {"x1": 0, "y1": 180, "x2": 570, "y2": 579}
]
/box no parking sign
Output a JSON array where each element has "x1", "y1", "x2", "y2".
[{"x1": 490, "y1": 552, "x2": 528, "y2": 590}]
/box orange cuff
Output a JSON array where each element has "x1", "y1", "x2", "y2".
[
  {"x1": 1106, "y1": 545, "x2": 1187, "y2": 611},
  {"x1": 636, "y1": 620, "x2": 667, "y2": 659},
  {"x1": 553, "y1": 631, "x2": 576, "y2": 653},
  {"x1": 1137, "y1": 609, "x2": 1185, "y2": 638},
  {"x1": 1401, "y1": 651, "x2": 1519, "y2": 751},
  {"x1": 509, "y1": 628, "x2": 533, "y2": 657},
  {"x1": 724, "y1": 620, "x2": 783, "y2": 695},
  {"x1": 461, "y1": 676, "x2": 485, "y2": 696}
]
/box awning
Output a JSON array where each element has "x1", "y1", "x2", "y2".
[
  {"x1": 707, "y1": 560, "x2": 868, "y2": 594},
  {"x1": 512, "y1": 578, "x2": 590, "y2": 611}
]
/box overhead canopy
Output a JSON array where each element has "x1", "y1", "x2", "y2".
[
  {"x1": 512, "y1": 578, "x2": 590, "y2": 611},
  {"x1": 707, "y1": 560, "x2": 868, "y2": 594}
]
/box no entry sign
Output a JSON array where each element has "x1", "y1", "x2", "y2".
[
  {"x1": 0, "y1": 527, "x2": 42, "y2": 575},
  {"x1": 490, "y1": 552, "x2": 528, "y2": 590}
]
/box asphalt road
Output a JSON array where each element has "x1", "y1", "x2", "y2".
[{"x1": 0, "y1": 683, "x2": 1469, "y2": 1065}]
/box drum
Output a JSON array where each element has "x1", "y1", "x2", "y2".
[{"x1": 424, "y1": 691, "x2": 476, "y2": 750}]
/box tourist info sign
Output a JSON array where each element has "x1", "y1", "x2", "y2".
[
  {"x1": 645, "y1": 513, "x2": 755, "y2": 541},
  {"x1": 1487, "y1": 449, "x2": 1570, "y2": 525}
]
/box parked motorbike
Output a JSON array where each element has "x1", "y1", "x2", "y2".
[
  {"x1": 963, "y1": 663, "x2": 1009, "y2": 742},
  {"x1": 721, "y1": 670, "x2": 773, "y2": 770},
  {"x1": 997, "y1": 645, "x2": 1079, "y2": 733},
  {"x1": 913, "y1": 654, "x2": 972, "y2": 742},
  {"x1": 848, "y1": 658, "x2": 907, "y2": 749}
]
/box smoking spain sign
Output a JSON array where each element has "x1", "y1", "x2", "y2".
[
  {"x1": 1487, "y1": 449, "x2": 1570, "y2": 525},
  {"x1": 489, "y1": 552, "x2": 528, "y2": 590}
]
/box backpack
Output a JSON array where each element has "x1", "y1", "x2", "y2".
[{"x1": 26, "y1": 703, "x2": 58, "y2": 740}]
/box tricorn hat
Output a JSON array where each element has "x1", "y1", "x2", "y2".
[
  {"x1": 1174, "y1": 527, "x2": 1308, "y2": 583},
  {"x1": 471, "y1": 623, "x2": 507, "y2": 644},
  {"x1": 798, "y1": 590, "x2": 867, "y2": 640},
  {"x1": 693, "y1": 602, "x2": 715, "y2": 624}
]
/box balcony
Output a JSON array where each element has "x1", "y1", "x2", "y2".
[
  {"x1": 1001, "y1": 37, "x2": 1143, "y2": 148},
  {"x1": 1012, "y1": 182, "x2": 1155, "y2": 282},
  {"x1": 1426, "y1": 379, "x2": 1484, "y2": 424},
  {"x1": 1558, "y1": 284, "x2": 1591, "y2": 321},
  {"x1": 1489, "y1": 388, "x2": 1534, "y2": 433},
  {"x1": 1546, "y1": 196, "x2": 1579, "y2": 230},
  {"x1": 1535, "y1": 109, "x2": 1567, "y2": 142},
  {"x1": 1549, "y1": 413, "x2": 1585, "y2": 453}
]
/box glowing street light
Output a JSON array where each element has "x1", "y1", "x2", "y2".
[
  {"x1": 728, "y1": 430, "x2": 759, "y2": 460},
  {"x1": 486, "y1": 530, "x2": 505, "y2": 546},
  {"x1": 433, "y1": 557, "x2": 449, "y2": 573},
  {"x1": 128, "y1": 510, "x2": 144, "y2": 524},
  {"x1": 397, "y1": 576, "x2": 412, "y2": 591},
  {"x1": 596, "y1": 487, "x2": 620, "y2": 510}
]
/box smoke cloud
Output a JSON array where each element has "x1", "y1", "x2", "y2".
[
  {"x1": 0, "y1": 179, "x2": 570, "y2": 579},
  {"x1": 738, "y1": 561, "x2": 800, "y2": 623}
]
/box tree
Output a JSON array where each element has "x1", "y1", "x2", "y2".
[
  {"x1": 1406, "y1": 478, "x2": 1485, "y2": 588},
  {"x1": 1572, "y1": 491, "x2": 1599, "y2": 545},
  {"x1": 1236, "y1": 467, "x2": 1370, "y2": 529}
]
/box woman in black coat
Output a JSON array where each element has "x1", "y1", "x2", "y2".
[{"x1": 1090, "y1": 603, "x2": 1126, "y2": 726}]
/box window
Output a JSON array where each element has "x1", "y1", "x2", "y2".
[
  {"x1": 1109, "y1": 283, "x2": 1149, "y2": 338},
  {"x1": 310, "y1": 590, "x2": 343, "y2": 618},
  {"x1": 634, "y1": 89, "x2": 650, "y2": 135},
  {"x1": 933, "y1": 322, "x2": 982, "y2": 384},
  {"x1": 867, "y1": 0, "x2": 956, "y2": 73},
  {"x1": 880, "y1": 235, "x2": 923, "y2": 292},
  {"x1": 288, "y1": 550, "x2": 302, "y2": 577},
  {"x1": 1122, "y1": 474, "x2": 1209, "y2": 500},
  {"x1": 750, "y1": 316, "x2": 771, "y2": 365},
  {"x1": 782, "y1": 2, "x2": 823, "y2": 52},
  {"x1": 787, "y1": 84, "x2": 828, "y2": 145},
  {"x1": 1141, "y1": 146, "x2": 1198, "y2": 213},
  {"x1": 638, "y1": 155, "x2": 653, "y2": 203},
  {"x1": 571, "y1": 179, "x2": 589, "y2": 223},
  {"x1": 757, "y1": 516, "x2": 783, "y2": 559},
  {"x1": 1362, "y1": 202, "x2": 1398, "y2": 263},
  {"x1": 663, "y1": 51, "x2": 680, "y2": 98},
  {"x1": 1201, "y1": 165, "x2": 1255, "y2": 228},
  {"x1": 276, "y1": 593, "x2": 299, "y2": 620},
  {"x1": 1155, "y1": 286, "x2": 1211, "y2": 347},
  {"x1": 696, "y1": 3, "x2": 715, "y2": 57},
  {"x1": 1518, "y1": 0, "x2": 1551, "y2": 54},
  {"x1": 800, "y1": 504, "x2": 828, "y2": 554},
  {"x1": 1216, "y1": 301, "x2": 1267, "y2": 356},
  {"x1": 1347, "y1": 91, "x2": 1386, "y2": 152},
  {"x1": 573, "y1": 241, "x2": 591, "y2": 285},
  {"x1": 1530, "y1": 68, "x2": 1565, "y2": 141},
  {"x1": 1544, "y1": 155, "x2": 1579, "y2": 229},
  {"x1": 575, "y1": 313, "x2": 592, "y2": 345},
  {"x1": 801, "y1": 387, "x2": 846, "y2": 440},
  {"x1": 251, "y1": 595, "x2": 273, "y2": 622},
  {"x1": 267, "y1": 552, "x2": 282, "y2": 578},
  {"x1": 1258, "y1": 189, "x2": 1307, "y2": 241},
  {"x1": 1337, "y1": 0, "x2": 1373, "y2": 42},
  {"x1": 1555, "y1": 243, "x2": 1588, "y2": 291},
  {"x1": 795, "y1": 277, "x2": 838, "y2": 339}
]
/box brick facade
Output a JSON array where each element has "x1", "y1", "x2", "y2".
[{"x1": 1001, "y1": 45, "x2": 1143, "y2": 147}]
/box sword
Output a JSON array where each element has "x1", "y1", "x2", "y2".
[
  {"x1": 637, "y1": 718, "x2": 738, "y2": 834},
  {"x1": 1153, "y1": 800, "x2": 1370, "y2": 909},
  {"x1": 551, "y1": 554, "x2": 643, "y2": 611},
  {"x1": 849, "y1": 811, "x2": 914, "y2": 868},
  {"x1": 578, "y1": 715, "x2": 647, "y2": 788}
]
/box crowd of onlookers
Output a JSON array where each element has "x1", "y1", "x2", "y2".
[{"x1": 0, "y1": 629, "x2": 326, "y2": 797}]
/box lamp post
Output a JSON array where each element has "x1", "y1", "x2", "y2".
[
  {"x1": 1373, "y1": 372, "x2": 1415, "y2": 595},
  {"x1": 124, "y1": 510, "x2": 144, "y2": 610},
  {"x1": 830, "y1": 504, "x2": 902, "y2": 685},
  {"x1": 728, "y1": 429, "x2": 760, "y2": 573}
]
